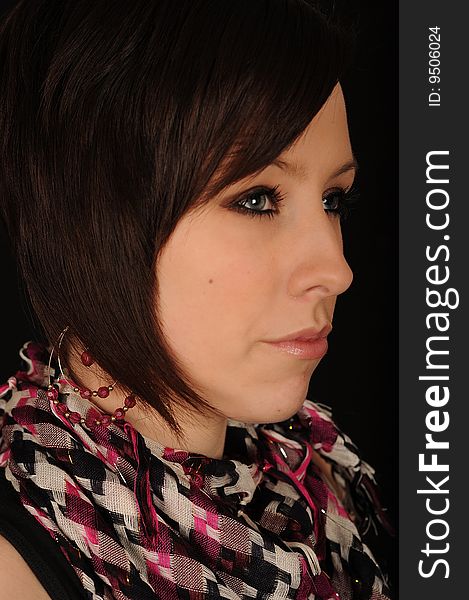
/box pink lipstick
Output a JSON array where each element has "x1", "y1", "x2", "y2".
[{"x1": 263, "y1": 324, "x2": 331, "y2": 360}]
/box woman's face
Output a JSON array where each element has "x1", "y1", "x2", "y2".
[{"x1": 156, "y1": 83, "x2": 355, "y2": 425}]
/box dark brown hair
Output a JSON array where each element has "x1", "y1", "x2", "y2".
[{"x1": 0, "y1": 0, "x2": 355, "y2": 441}]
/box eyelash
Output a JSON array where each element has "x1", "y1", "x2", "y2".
[{"x1": 229, "y1": 184, "x2": 360, "y2": 221}]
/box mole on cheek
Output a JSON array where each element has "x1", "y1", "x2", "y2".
[{"x1": 208, "y1": 278, "x2": 213, "y2": 284}]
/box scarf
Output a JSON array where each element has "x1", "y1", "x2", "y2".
[{"x1": 0, "y1": 340, "x2": 393, "y2": 599}]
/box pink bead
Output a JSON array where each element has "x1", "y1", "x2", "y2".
[
  {"x1": 80, "y1": 388, "x2": 92, "y2": 399},
  {"x1": 113, "y1": 408, "x2": 125, "y2": 420},
  {"x1": 101, "y1": 414, "x2": 111, "y2": 425},
  {"x1": 47, "y1": 388, "x2": 58, "y2": 401},
  {"x1": 69, "y1": 412, "x2": 81, "y2": 424},
  {"x1": 97, "y1": 386, "x2": 110, "y2": 398},
  {"x1": 124, "y1": 395, "x2": 136, "y2": 408},
  {"x1": 192, "y1": 473, "x2": 203, "y2": 486},
  {"x1": 80, "y1": 351, "x2": 94, "y2": 367}
]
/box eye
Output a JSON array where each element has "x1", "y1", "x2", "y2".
[
  {"x1": 322, "y1": 186, "x2": 360, "y2": 220},
  {"x1": 229, "y1": 185, "x2": 286, "y2": 219}
]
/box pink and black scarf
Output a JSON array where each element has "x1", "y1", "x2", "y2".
[{"x1": 0, "y1": 341, "x2": 393, "y2": 599}]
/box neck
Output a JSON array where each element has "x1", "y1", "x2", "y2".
[{"x1": 65, "y1": 345, "x2": 228, "y2": 459}]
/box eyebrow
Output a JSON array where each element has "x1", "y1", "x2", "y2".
[{"x1": 271, "y1": 156, "x2": 359, "y2": 181}]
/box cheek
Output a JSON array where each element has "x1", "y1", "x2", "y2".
[{"x1": 155, "y1": 219, "x2": 277, "y2": 363}]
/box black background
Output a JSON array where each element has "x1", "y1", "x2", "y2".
[
  {"x1": 0, "y1": 0, "x2": 398, "y2": 593},
  {"x1": 312, "y1": 0, "x2": 398, "y2": 590}
]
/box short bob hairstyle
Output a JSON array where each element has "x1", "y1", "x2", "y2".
[{"x1": 0, "y1": 0, "x2": 355, "y2": 441}]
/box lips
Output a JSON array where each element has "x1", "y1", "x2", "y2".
[
  {"x1": 266, "y1": 323, "x2": 332, "y2": 344},
  {"x1": 263, "y1": 323, "x2": 332, "y2": 360}
]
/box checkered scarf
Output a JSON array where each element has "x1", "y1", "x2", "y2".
[{"x1": 0, "y1": 341, "x2": 393, "y2": 599}]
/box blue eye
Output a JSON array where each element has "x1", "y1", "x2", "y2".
[
  {"x1": 229, "y1": 184, "x2": 360, "y2": 220},
  {"x1": 230, "y1": 185, "x2": 285, "y2": 219},
  {"x1": 323, "y1": 186, "x2": 360, "y2": 220}
]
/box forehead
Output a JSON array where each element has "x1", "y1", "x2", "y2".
[
  {"x1": 197, "y1": 84, "x2": 353, "y2": 205},
  {"x1": 279, "y1": 84, "x2": 352, "y2": 173}
]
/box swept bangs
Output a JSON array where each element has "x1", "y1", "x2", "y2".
[{"x1": 0, "y1": 0, "x2": 355, "y2": 439}]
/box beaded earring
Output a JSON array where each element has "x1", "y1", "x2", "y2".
[{"x1": 46, "y1": 326, "x2": 137, "y2": 427}]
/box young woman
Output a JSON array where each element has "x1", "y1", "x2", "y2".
[{"x1": 0, "y1": 1, "x2": 394, "y2": 598}]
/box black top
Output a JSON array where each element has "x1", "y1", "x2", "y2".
[{"x1": 0, "y1": 467, "x2": 86, "y2": 600}]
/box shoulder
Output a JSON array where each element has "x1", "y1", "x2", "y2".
[{"x1": 0, "y1": 534, "x2": 51, "y2": 600}]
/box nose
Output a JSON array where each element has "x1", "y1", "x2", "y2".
[{"x1": 287, "y1": 213, "x2": 354, "y2": 300}]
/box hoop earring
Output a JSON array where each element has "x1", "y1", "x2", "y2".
[
  {"x1": 55, "y1": 326, "x2": 117, "y2": 400},
  {"x1": 46, "y1": 326, "x2": 137, "y2": 427}
]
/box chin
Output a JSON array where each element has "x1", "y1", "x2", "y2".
[
  {"x1": 268, "y1": 397, "x2": 307, "y2": 424},
  {"x1": 234, "y1": 383, "x2": 309, "y2": 425}
]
